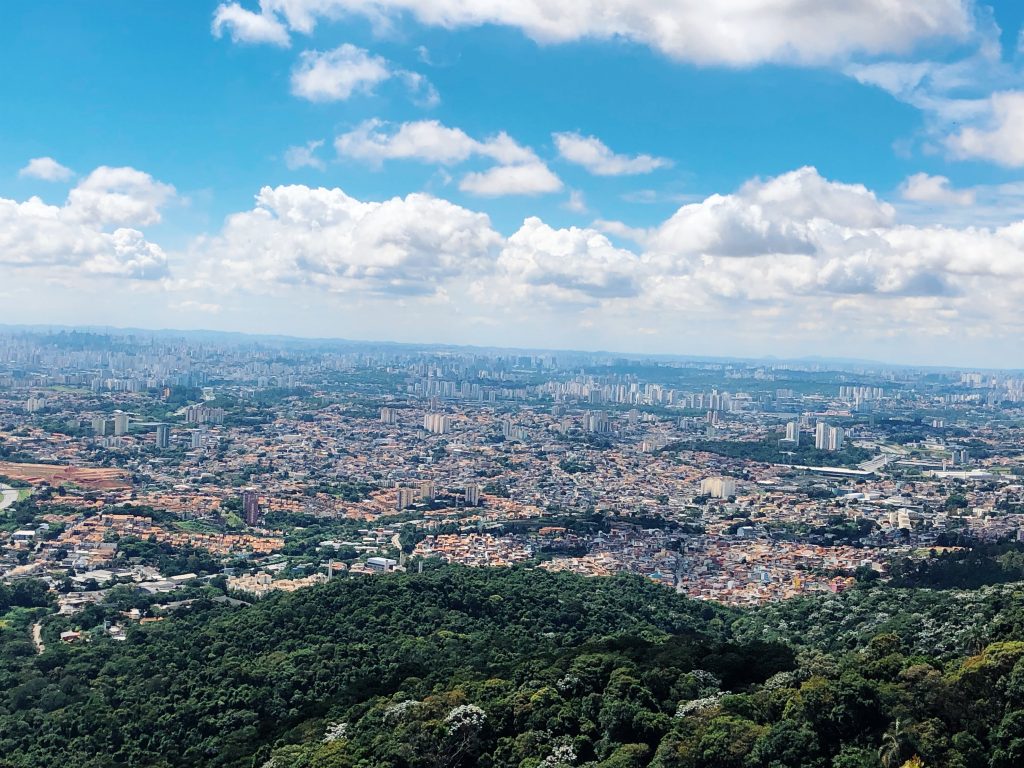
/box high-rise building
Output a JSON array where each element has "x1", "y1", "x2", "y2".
[
  {"x1": 785, "y1": 421, "x2": 800, "y2": 445},
  {"x1": 91, "y1": 417, "x2": 112, "y2": 436},
  {"x1": 585, "y1": 411, "x2": 610, "y2": 433},
  {"x1": 418, "y1": 480, "x2": 435, "y2": 501},
  {"x1": 700, "y1": 476, "x2": 737, "y2": 499},
  {"x1": 423, "y1": 413, "x2": 450, "y2": 435},
  {"x1": 242, "y1": 490, "x2": 260, "y2": 526},
  {"x1": 380, "y1": 407, "x2": 398, "y2": 424},
  {"x1": 190, "y1": 429, "x2": 205, "y2": 449},
  {"x1": 113, "y1": 412, "x2": 130, "y2": 436},
  {"x1": 816, "y1": 422, "x2": 844, "y2": 452},
  {"x1": 25, "y1": 396, "x2": 47, "y2": 413},
  {"x1": 464, "y1": 483, "x2": 480, "y2": 507},
  {"x1": 815, "y1": 421, "x2": 829, "y2": 450},
  {"x1": 396, "y1": 487, "x2": 417, "y2": 511},
  {"x1": 155, "y1": 424, "x2": 170, "y2": 449}
]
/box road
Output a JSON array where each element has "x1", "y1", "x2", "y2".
[{"x1": 0, "y1": 483, "x2": 18, "y2": 511}]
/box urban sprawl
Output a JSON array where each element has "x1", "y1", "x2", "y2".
[{"x1": 2, "y1": 329, "x2": 1023, "y2": 644}]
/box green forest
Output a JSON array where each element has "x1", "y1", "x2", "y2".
[{"x1": 3, "y1": 567, "x2": 1024, "y2": 768}]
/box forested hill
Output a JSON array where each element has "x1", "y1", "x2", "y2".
[{"x1": 3, "y1": 568, "x2": 1024, "y2": 768}]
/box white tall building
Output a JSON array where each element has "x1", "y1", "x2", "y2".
[
  {"x1": 700, "y1": 476, "x2": 736, "y2": 499},
  {"x1": 784, "y1": 421, "x2": 800, "y2": 445},
  {"x1": 815, "y1": 421, "x2": 829, "y2": 450},
  {"x1": 423, "y1": 413, "x2": 450, "y2": 435},
  {"x1": 815, "y1": 421, "x2": 845, "y2": 452},
  {"x1": 113, "y1": 412, "x2": 130, "y2": 436}
]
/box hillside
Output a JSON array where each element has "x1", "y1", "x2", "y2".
[{"x1": 1, "y1": 568, "x2": 1024, "y2": 767}]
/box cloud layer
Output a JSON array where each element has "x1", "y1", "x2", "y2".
[
  {"x1": 8, "y1": 162, "x2": 1024, "y2": 356},
  {"x1": 211, "y1": 0, "x2": 976, "y2": 66}
]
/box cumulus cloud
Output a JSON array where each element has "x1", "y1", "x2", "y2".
[
  {"x1": 0, "y1": 199, "x2": 167, "y2": 279},
  {"x1": 65, "y1": 166, "x2": 176, "y2": 227},
  {"x1": 291, "y1": 44, "x2": 392, "y2": 101},
  {"x1": 458, "y1": 162, "x2": 563, "y2": 197},
  {"x1": 647, "y1": 167, "x2": 894, "y2": 263},
  {"x1": 335, "y1": 119, "x2": 480, "y2": 165},
  {"x1": 19, "y1": 157, "x2": 74, "y2": 182},
  {"x1": 197, "y1": 184, "x2": 501, "y2": 294},
  {"x1": 335, "y1": 119, "x2": 534, "y2": 165},
  {"x1": 182, "y1": 168, "x2": 1024, "y2": 355},
  {"x1": 213, "y1": 0, "x2": 975, "y2": 66},
  {"x1": 900, "y1": 172, "x2": 975, "y2": 206},
  {"x1": 491, "y1": 218, "x2": 642, "y2": 305},
  {"x1": 0, "y1": 165, "x2": 173, "y2": 280},
  {"x1": 288, "y1": 44, "x2": 438, "y2": 104},
  {"x1": 554, "y1": 132, "x2": 670, "y2": 176},
  {"x1": 335, "y1": 119, "x2": 560, "y2": 196},
  {"x1": 643, "y1": 167, "x2": 1022, "y2": 307},
  {"x1": 284, "y1": 139, "x2": 326, "y2": 170},
  {"x1": 947, "y1": 91, "x2": 1024, "y2": 167},
  {"x1": 212, "y1": 2, "x2": 290, "y2": 46}
]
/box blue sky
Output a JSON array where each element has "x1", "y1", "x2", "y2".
[{"x1": 3, "y1": 1, "x2": 1024, "y2": 366}]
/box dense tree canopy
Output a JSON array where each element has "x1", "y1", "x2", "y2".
[{"x1": 2, "y1": 567, "x2": 1024, "y2": 767}]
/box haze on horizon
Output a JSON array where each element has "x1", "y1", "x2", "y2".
[{"x1": 4, "y1": 1, "x2": 1024, "y2": 367}]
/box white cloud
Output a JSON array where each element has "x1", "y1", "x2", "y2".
[
  {"x1": 291, "y1": 44, "x2": 392, "y2": 101},
  {"x1": 66, "y1": 166, "x2": 176, "y2": 227},
  {"x1": 170, "y1": 300, "x2": 223, "y2": 314},
  {"x1": 284, "y1": 139, "x2": 326, "y2": 170},
  {"x1": 947, "y1": 91, "x2": 1024, "y2": 167},
  {"x1": 335, "y1": 119, "x2": 479, "y2": 165},
  {"x1": 335, "y1": 119, "x2": 534, "y2": 165},
  {"x1": 490, "y1": 217, "x2": 642, "y2": 305},
  {"x1": 218, "y1": 0, "x2": 976, "y2": 66},
  {"x1": 900, "y1": 172, "x2": 974, "y2": 206},
  {"x1": 458, "y1": 162, "x2": 562, "y2": 197},
  {"x1": 0, "y1": 196, "x2": 166, "y2": 279},
  {"x1": 554, "y1": 132, "x2": 670, "y2": 175},
  {"x1": 179, "y1": 168, "x2": 1024, "y2": 360},
  {"x1": 400, "y1": 71, "x2": 440, "y2": 107},
  {"x1": 288, "y1": 44, "x2": 438, "y2": 105},
  {"x1": 19, "y1": 157, "x2": 74, "y2": 182},
  {"x1": 335, "y1": 119, "x2": 559, "y2": 196},
  {"x1": 647, "y1": 167, "x2": 893, "y2": 262},
  {"x1": 196, "y1": 184, "x2": 501, "y2": 294},
  {"x1": 564, "y1": 190, "x2": 587, "y2": 213},
  {"x1": 212, "y1": 2, "x2": 290, "y2": 46}
]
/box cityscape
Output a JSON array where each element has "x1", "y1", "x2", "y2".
[
  {"x1": 8, "y1": 0, "x2": 1024, "y2": 766},
  {"x1": 2, "y1": 328, "x2": 1021, "y2": 617}
]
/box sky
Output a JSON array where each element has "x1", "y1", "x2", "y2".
[{"x1": 3, "y1": 1, "x2": 1024, "y2": 366}]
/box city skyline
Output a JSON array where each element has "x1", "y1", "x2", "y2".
[
  {"x1": 4, "y1": 2, "x2": 1024, "y2": 366},
  {"x1": 5, "y1": 320, "x2": 1024, "y2": 373}
]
